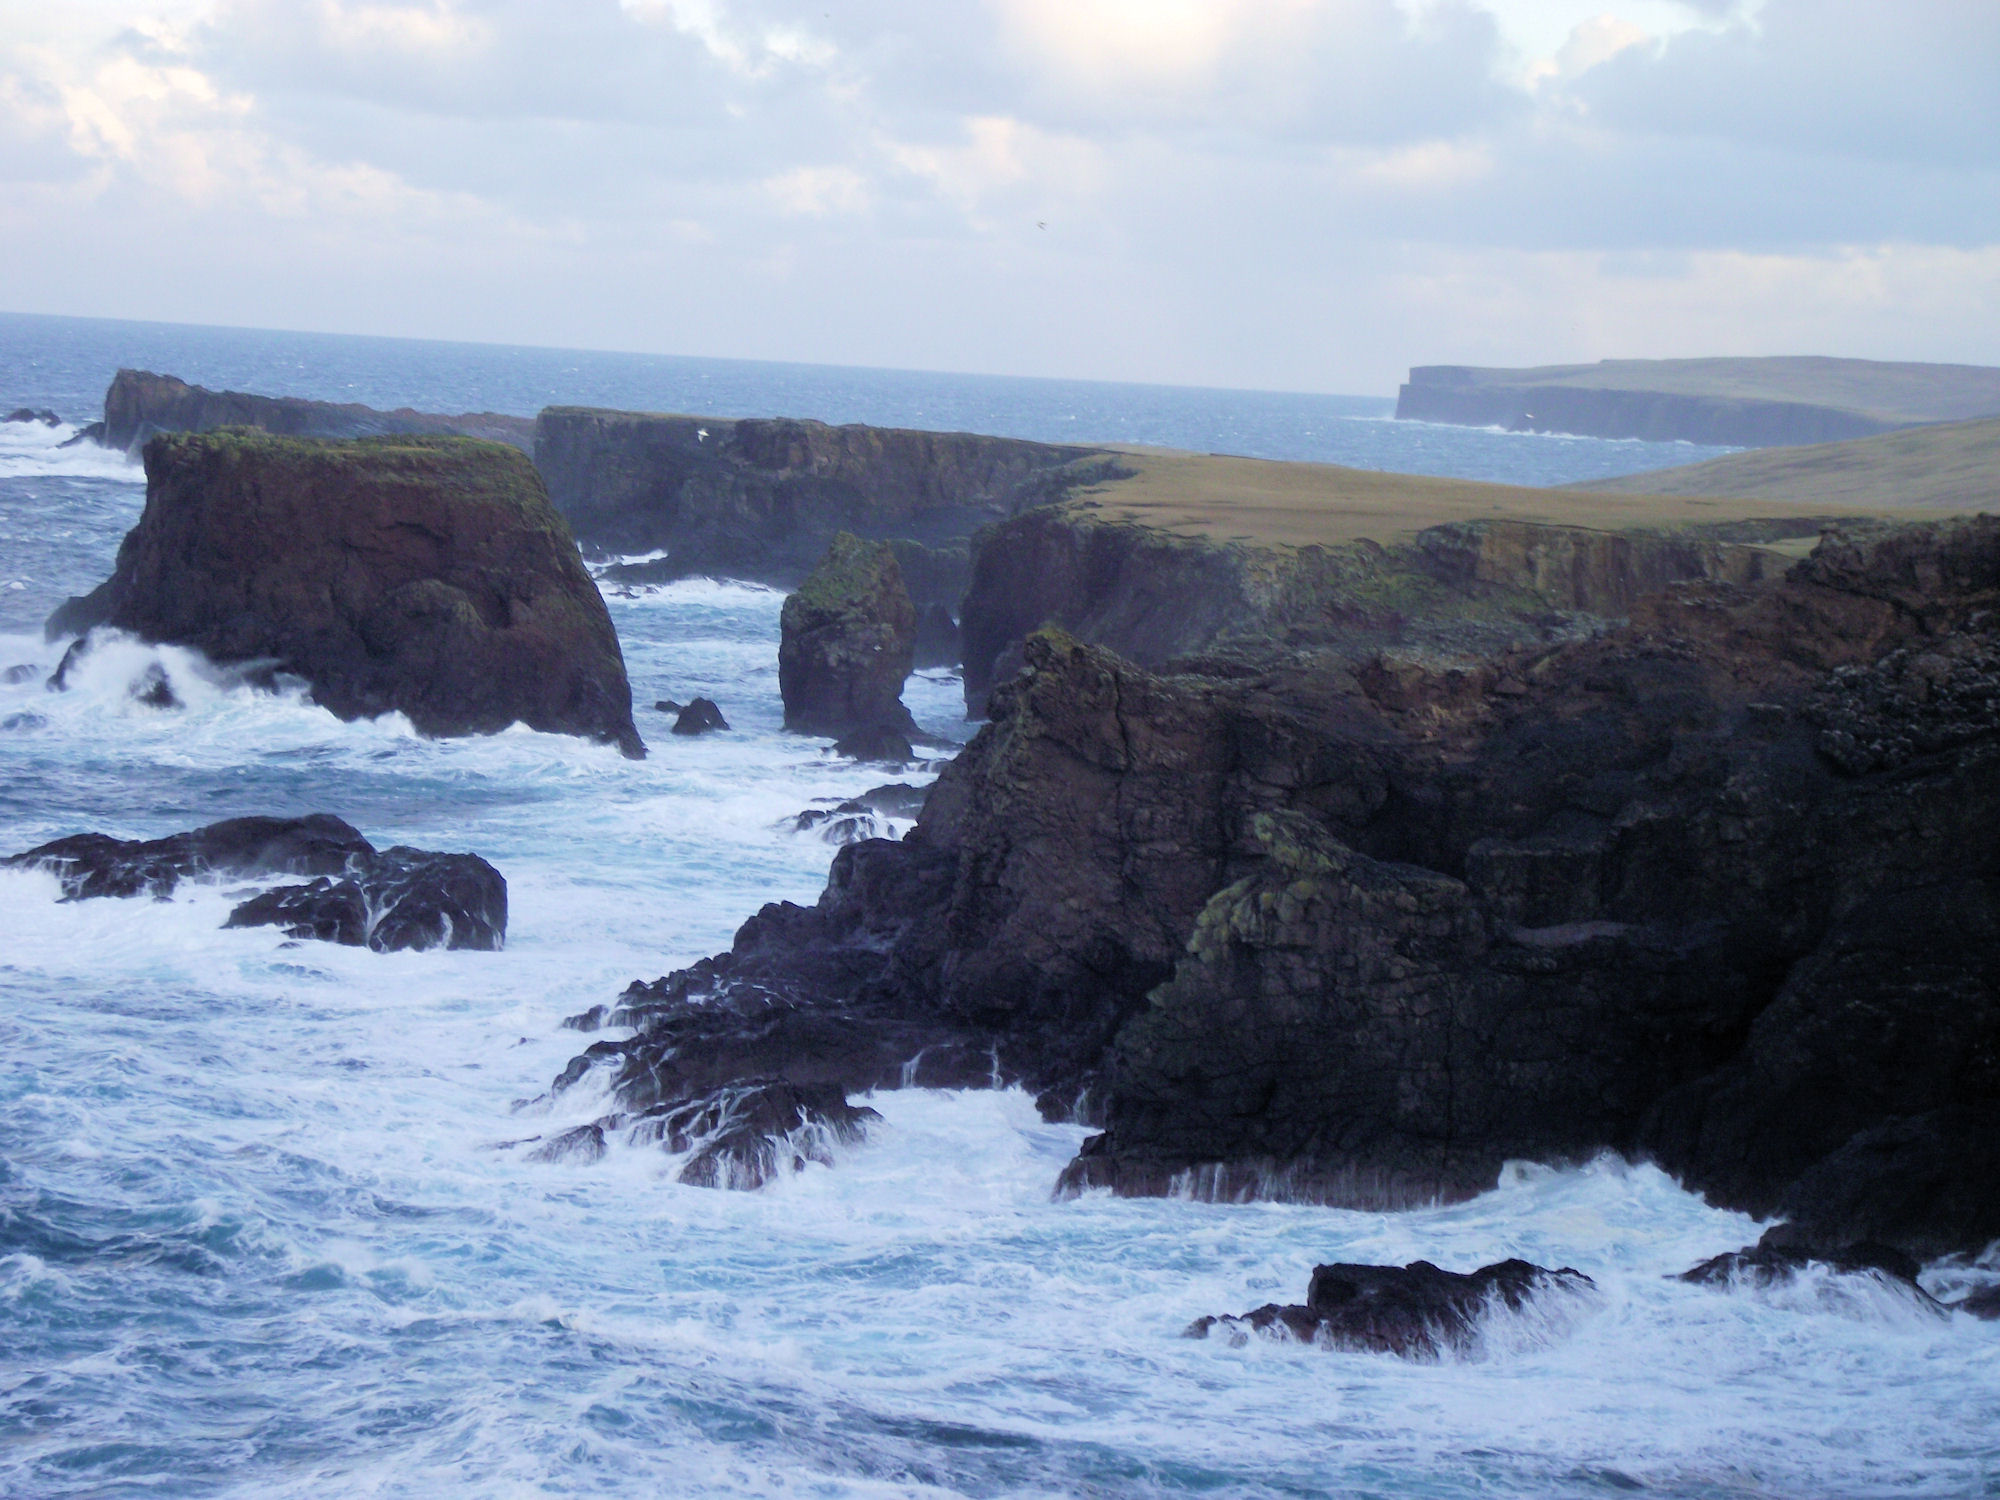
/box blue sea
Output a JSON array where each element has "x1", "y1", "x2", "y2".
[{"x1": 1, "y1": 311, "x2": 1993, "y2": 1499}]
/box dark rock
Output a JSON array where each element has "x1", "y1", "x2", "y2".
[
  {"x1": 526, "y1": 1124, "x2": 607, "y2": 1165},
  {"x1": 225, "y1": 878, "x2": 367, "y2": 945},
  {"x1": 1186, "y1": 1259, "x2": 1596, "y2": 1360},
  {"x1": 4, "y1": 663, "x2": 40, "y2": 684},
  {"x1": 59, "y1": 422, "x2": 105, "y2": 449},
  {"x1": 653, "y1": 698, "x2": 684, "y2": 714},
  {"x1": 779, "y1": 533, "x2": 919, "y2": 738},
  {"x1": 912, "y1": 602, "x2": 961, "y2": 669},
  {"x1": 534, "y1": 405, "x2": 1115, "y2": 591},
  {"x1": 44, "y1": 430, "x2": 644, "y2": 756},
  {"x1": 8, "y1": 813, "x2": 372, "y2": 900},
  {"x1": 91, "y1": 369, "x2": 534, "y2": 453},
  {"x1": 5, "y1": 408, "x2": 59, "y2": 426},
  {"x1": 1, "y1": 713, "x2": 46, "y2": 731},
  {"x1": 8, "y1": 814, "x2": 506, "y2": 952},
  {"x1": 626, "y1": 1080, "x2": 881, "y2": 1188},
  {"x1": 958, "y1": 506, "x2": 1781, "y2": 709},
  {"x1": 671, "y1": 697, "x2": 729, "y2": 735},
  {"x1": 789, "y1": 784, "x2": 928, "y2": 845},
  {"x1": 1953, "y1": 1285, "x2": 2000, "y2": 1319},
  {"x1": 46, "y1": 637, "x2": 89, "y2": 690},
  {"x1": 831, "y1": 724, "x2": 914, "y2": 764},
  {"x1": 548, "y1": 518, "x2": 2000, "y2": 1249},
  {"x1": 131, "y1": 663, "x2": 180, "y2": 709},
  {"x1": 1677, "y1": 1229, "x2": 1929, "y2": 1296}
]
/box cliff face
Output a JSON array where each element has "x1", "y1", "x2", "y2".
[
  {"x1": 553, "y1": 517, "x2": 2000, "y2": 1252},
  {"x1": 959, "y1": 506, "x2": 1783, "y2": 707},
  {"x1": 48, "y1": 431, "x2": 642, "y2": 755},
  {"x1": 90, "y1": 370, "x2": 536, "y2": 454},
  {"x1": 534, "y1": 406, "x2": 1119, "y2": 597}
]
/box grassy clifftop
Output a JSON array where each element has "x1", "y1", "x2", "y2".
[
  {"x1": 1576, "y1": 416, "x2": 2000, "y2": 511},
  {"x1": 1063, "y1": 445, "x2": 1942, "y2": 548}
]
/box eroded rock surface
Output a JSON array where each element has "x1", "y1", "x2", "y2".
[
  {"x1": 7, "y1": 814, "x2": 506, "y2": 952},
  {"x1": 46, "y1": 430, "x2": 643, "y2": 756},
  {"x1": 549, "y1": 519, "x2": 2000, "y2": 1241}
]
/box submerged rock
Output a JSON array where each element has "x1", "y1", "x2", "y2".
[
  {"x1": 629, "y1": 1080, "x2": 881, "y2": 1189},
  {"x1": 3, "y1": 663, "x2": 38, "y2": 684},
  {"x1": 5, "y1": 408, "x2": 60, "y2": 426},
  {"x1": 671, "y1": 697, "x2": 730, "y2": 735},
  {"x1": 779, "y1": 533, "x2": 918, "y2": 739},
  {"x1": 45, "y1": 430, "x2": 644, "y2": 756},
  {"x1": 653, "y1": 698, "x2": 684, "y2": 714},
  {"x1": 130, "y1": 662, "x2": 180, "y2": 709},
  {"x1": 1187, "y1": 1258, "x2": 1596, "y2": 1360},
  {"x1": 1677, "y1": 1232, "x2": 1932, "y2": 1299},
  {"x1": 6, "y1": 814, "x2": 506, "y2": 952}
]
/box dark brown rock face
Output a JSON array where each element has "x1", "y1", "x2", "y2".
[
  {"x1": 778, "y1": 533, "x2": 918, "y2": 738},
  {"x1": 550, "y1": 519, "x2": 2000, "y2": 1245},
  {"x1": 91, "y1": 369, "x2": 535, "y2": 453},
  {"x1": 46, "y1": 430, "x2": 643, "y2": 756}
]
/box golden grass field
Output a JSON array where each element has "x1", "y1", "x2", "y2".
[{"x1": 1068, "y1": 445, "x2": 1953, "y2": 550}]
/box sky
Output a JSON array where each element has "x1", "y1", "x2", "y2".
[{"x1": 0, "y1": 0, "x2": 1995, "y2": 394}]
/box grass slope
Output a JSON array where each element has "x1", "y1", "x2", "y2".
[
  {"x1": 1579, "y1": 417, "x2": 2000, "y2": 511},
  {"x1": 1070, "y1": 445, "x2": 1939, "y2": 549}
]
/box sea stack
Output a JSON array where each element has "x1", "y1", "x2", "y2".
[
  {"x1": 778, "y1": 532, "x2": 918, "y2": 738},
  {"x1": 46, "y1": 430, "x2": 645, "y2": 756}
]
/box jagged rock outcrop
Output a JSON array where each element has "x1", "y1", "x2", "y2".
[
  {"x1": 45, "y1": 431, "x2": 643, "y2": 756},
  {"x1": 778, "y1": 533, "x2": 918, "y2": 738},
  {"x1": 87, "y1": 369, "x2": 535, "y2": 454},
  {"x1": 1187, "y1": 1259, "x2": 1596, "y2": 1359},
  {"x1": 6, "y1": 814, "x2": 506, "y2": 952},
  {"x1": 535, "y1": 405, "x2": 1119, "y2": 600},
  {"x1": 548, "y1": 519, "x2": 2000, "y2": 1248},
  {"x1": 958, "y1": 506, "x2": 1784, "y2": 708},
  {"x1": 671, "y1": 698, "x2": 730, "y2": 736}
]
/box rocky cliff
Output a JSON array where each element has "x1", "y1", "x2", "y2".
[
  {"x1": 551, "y1": 516, "x2": 2000, "y2": 1255},
  {"x1": 534, "y1": 406, "x2": 1119, "y2": 599},
  {"x1": 959, "y1": 505, "x2": 1788, "y2": 707},
  {"x1": 81, "y1": 369, "x2": 536, "y2": 455},
  {"x1": 48, "y1": 431, "x2": 643, "y2": 755}
]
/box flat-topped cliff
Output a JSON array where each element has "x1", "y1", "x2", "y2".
[
  {"x1": 958, "y1": 446, "x2": 1915, "y2": 706},
  {"x1": 49, "y1": 430, "x2": 642, "y2": 755},
  {"x1": 1396, "y1": 355, "x2": 2000, "y2": 447},
  {"x1": 80, "y1": 369, "x2": 536, "y2": 454},
  {"x1": 533, "y1": 405, "x2": 1119, "y2": 598}
]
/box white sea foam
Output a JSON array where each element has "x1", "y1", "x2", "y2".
[{"x1": 0, "y1": 419, "x2": 139, "y2": 482}]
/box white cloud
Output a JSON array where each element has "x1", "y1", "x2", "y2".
[{"x1": 0, "y1": 0, "x2": 1991, "y2": 394}]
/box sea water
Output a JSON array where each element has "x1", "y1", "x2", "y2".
[{"x1": 1, "y1": 315, "x2": 1994, "y2": 1498}]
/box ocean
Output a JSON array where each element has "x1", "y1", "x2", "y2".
[{"x1": 1, "y1": 311, "x2": 1993, "y2": 1498}]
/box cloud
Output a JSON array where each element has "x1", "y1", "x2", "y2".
[{"x1": 0, "y1": 0, "x2": 1991, "y2": 394}]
